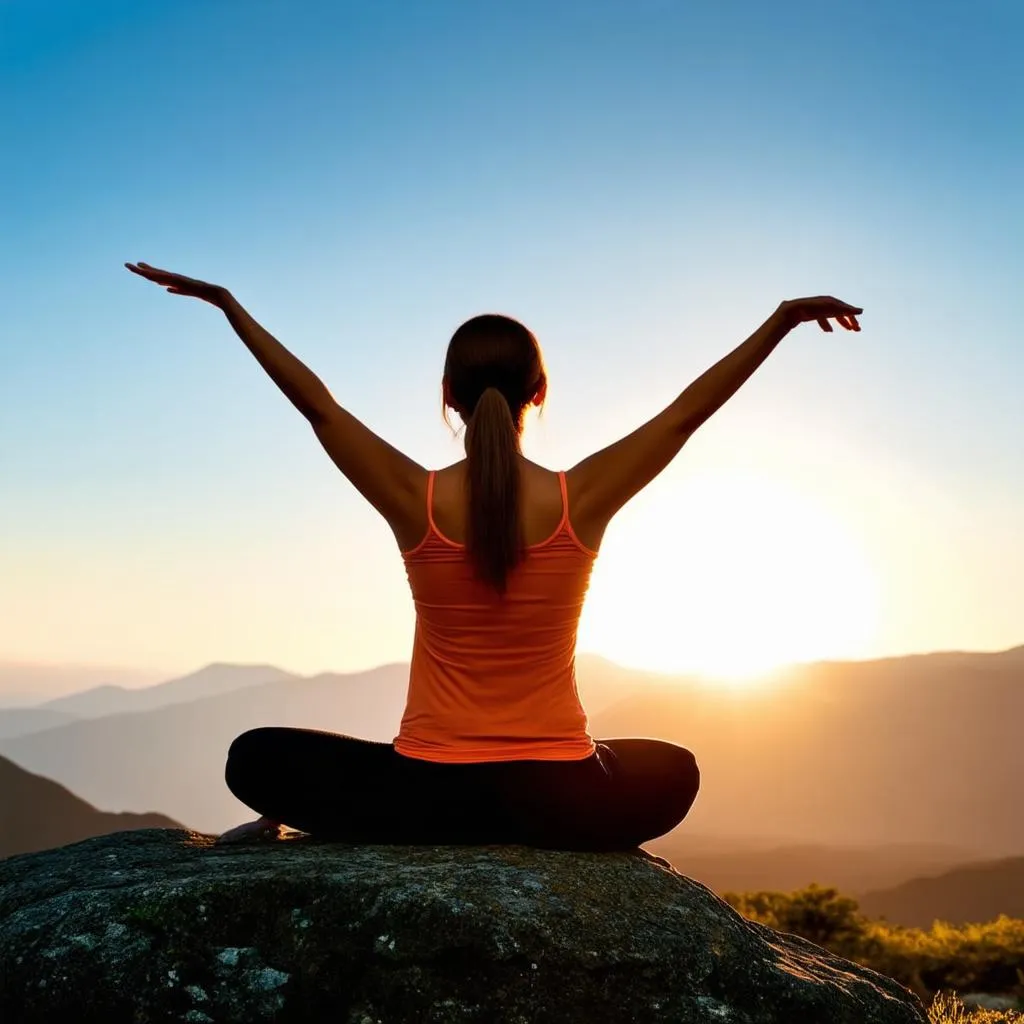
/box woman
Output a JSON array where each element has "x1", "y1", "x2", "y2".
[{"x1": 126, "y1": 261, "x2": 861, "y2": 851}]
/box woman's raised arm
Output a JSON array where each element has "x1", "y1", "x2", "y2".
[
  {"x1": 125, "y1": 262, "x2": 335, "y2": 421},
  {"x1": 567, "y1": 297, "x2": 862, "y2": 544},
  {"x1": 124, "y1": 261, "x2": 425, "y2": 532}
]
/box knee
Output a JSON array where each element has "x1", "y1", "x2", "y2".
[
  {"x1": 225, "y1": 728, "x2": 275, "y2": 793},
  {"x1": 227, "y1": 727, "x2": 274, "y2": 763},
  {"x1": 666, "y1": 746, "x2": 700, "y2": 817},
  {"x1": 673, "y1": 746, "x2": 700, "y2": 788}
]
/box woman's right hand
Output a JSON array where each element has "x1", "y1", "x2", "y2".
[
  {"x1": 776, "y1": 296, "x2": 862, "y2": 333},
  {"x1": 125, "y1": 262, "x2": 229, "y2": 307}
]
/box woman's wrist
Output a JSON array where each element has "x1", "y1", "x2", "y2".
[{"x1": 770, "y1": 302, "x2": 797, "y2": 333}]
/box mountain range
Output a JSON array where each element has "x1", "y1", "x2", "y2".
[
  {"x1": 31, "y1": 662, "x2": 302, "y2": 719},
  {"x1": 2, "y1": 648, "x2": 1021, "y2": 925},
  {"x1": 589, "y1": 647, "x2": 1024, "y2": 856}
]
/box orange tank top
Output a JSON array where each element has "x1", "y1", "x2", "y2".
[{"x1": 394, "y1": 469, "x2": 598, "y2": 763}]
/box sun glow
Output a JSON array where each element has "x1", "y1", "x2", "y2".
[{"x1": 578, "y1": 469, "x2": 880, "y2": 685}]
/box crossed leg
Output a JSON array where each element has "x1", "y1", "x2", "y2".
[{"x1": 223, "y1": 727, "x2": 699, "y2": 851}]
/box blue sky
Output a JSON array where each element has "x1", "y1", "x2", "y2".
[{"x1": 2, "y1": 0, "x2": 1021, "y2": 681}]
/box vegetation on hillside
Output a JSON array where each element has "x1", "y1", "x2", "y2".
[
  {"x1": 723, "y1": 884, "x2": 1024, "y2": 1018},
  {"x1": 928, "y1": 991, "x2": 1023, "y2": 1024}
]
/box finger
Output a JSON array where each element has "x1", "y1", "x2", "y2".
[
  {"x1": 126, "y1": 263, "x2": 165, "y2": 280},
  {"x1": 836, "y1": 315, "x2": 853, "y2": 330},
  {"x1": 815, "y1": 298, "x2": 863, "y2": 315},
  {"x1": 817, "y1": 318, "x2": 833, "y2": 332},
  {"x1": 849, "y1": 315, "x2": 861, "y2": 331}
]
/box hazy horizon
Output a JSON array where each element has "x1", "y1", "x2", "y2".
[
  {"x1": 3, "y1": 0, "x2": 1021, "y2": 682},
  {"x1": 2, "y1": 640, "x2": 1021, "y2": 704}
]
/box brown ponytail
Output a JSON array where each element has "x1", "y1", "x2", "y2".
[
  {"x1": 442, "y1": 314, "x2": 547, "y2": 594},
  {"x1": 464, "y1": 386, "x2": 523, "y2": 594},
  {"x1": 444, "y1": 317, "x2": 548, "y2": 593}
]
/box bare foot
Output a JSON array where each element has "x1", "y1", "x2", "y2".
[{"x1": 214, "y1": 817, "x2": 283, "y2": 845}]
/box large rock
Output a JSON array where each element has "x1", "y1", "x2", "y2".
[{"x1": 0, "y1": 829, "x2": 927, "y2": 1023}]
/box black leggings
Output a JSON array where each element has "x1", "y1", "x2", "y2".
[{"x1": 224, "y1": 728, "x2": 699, "y2": 852}]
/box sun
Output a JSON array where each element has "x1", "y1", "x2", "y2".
[{"x1": 577, "y1": 468, "x2": 880, "y2": 684}]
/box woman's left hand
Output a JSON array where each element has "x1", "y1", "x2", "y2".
[
  {"x1": 213, "y1": 818, "x2": 283, "y2": 845},
  {"x1": 775, "y1": 296, "x2": 862, "y2": 333},
  {"x1": 125, "y1": 261, "x2": 229, "y2": 307}
]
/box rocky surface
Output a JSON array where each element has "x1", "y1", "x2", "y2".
[{"x1": 0, "y1": 828, "x2": 928, "y2": 1023}]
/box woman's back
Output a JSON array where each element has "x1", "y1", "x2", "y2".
[
  {"x1": 393, "y1": 459, "x2": 599, "y2": 552},
  {"x1": 395, "y1": 459, "x2": 599, "y2": 763}
]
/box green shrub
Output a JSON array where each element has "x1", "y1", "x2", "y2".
[
  {"x1": 867, "y1": 916, "x2": 1024, "y2": 1000},
  {"x1": 724, "y1": 885, "x2": 1024, "y2": 1003},
  {"x1": 723, "y1": 883, "x2": 870, "y2": 958}
]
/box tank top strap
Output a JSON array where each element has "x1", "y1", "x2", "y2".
[
  {"x1": 557, "y1": 470, "x2": 570, "y2": 530},
  {"x1": 426, "y1": 470, "x2": 438, "y2": 533}
]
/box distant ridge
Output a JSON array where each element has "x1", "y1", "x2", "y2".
[
  {"x1": 0, "y1": 753, "x2": 183, "y2": 859},
  {"x1": 645, "y1": 837, "x2": 981, "y2": 897},
  {"x1": 5, "y1": 643, "x2": 1021, "y2": 709},
  {"x1": 0, "y1": 661, "x2": 166, "y2": 707},
  {"x1": 36, "y1": 663, "x2": 302, "y2": 719},
  {"x1": 858, "y1": 856, "x2": 1024, "y2": 927},
  {"x1": 0, "y1": 707, "x2": 80, "y2": 741}
]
